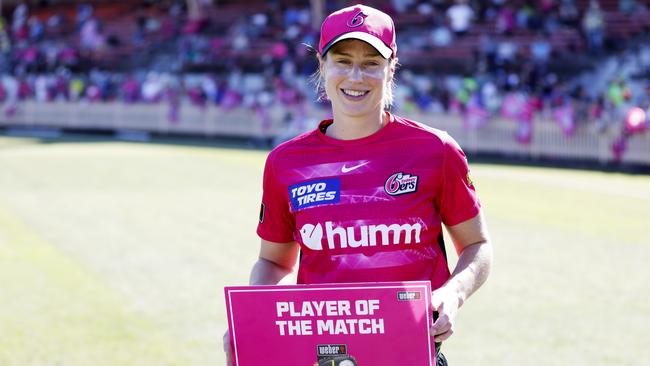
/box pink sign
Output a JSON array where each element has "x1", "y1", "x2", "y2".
[{"x1": 225, "y1": 281, "x2": 434, "y2": 366}]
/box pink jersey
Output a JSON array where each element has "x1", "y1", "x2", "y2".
[{"x1": 257, "y1": 113, "x2": 480, "y2": 289}]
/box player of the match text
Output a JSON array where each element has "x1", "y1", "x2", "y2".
[{"x1": 274, "y1": 300, "x2": 385, "y2": 336}]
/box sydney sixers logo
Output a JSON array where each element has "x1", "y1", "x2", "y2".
[
  {"x1": 384, "y1": 172, "x2": 418, "y2": 196},
  {"x1": 347, "y1": 11, "x2": 367, "y2": 27}
]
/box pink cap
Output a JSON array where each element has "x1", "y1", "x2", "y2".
[{"x1": 318, "y1": 4, "x2": 396, "y2": 59}]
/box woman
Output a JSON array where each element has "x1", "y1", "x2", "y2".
[{"x1": 225, "y1": 4, "x2": 493, "y2": 365}]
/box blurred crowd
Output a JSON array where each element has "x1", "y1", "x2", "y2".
[{"x1": 0, "y1": 0, "x2": 648, "y2": 157}]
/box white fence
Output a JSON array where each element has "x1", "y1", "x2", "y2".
[{"x1": 1, "y1": 101, "x2": 648, "y2": 166}]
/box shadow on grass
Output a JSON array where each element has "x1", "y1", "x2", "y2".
[
  {"x1": 0, "y1": 126, "x2": 275, "y2": 152},
  {"x1": 2, "y1": 126, "x2": 649, "y2": 174}
]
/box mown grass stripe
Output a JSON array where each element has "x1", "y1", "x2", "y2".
[{"x1": 0, "y1": 203, "x2": 191, "y2": 366}]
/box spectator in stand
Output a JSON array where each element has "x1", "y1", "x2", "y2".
[
  {"x1": 2, "y1": 73, "x2": 19, "y2": 116},
  {"x1": 480, "y1": 77, "x2": 501, "y2": 113},
  {"x1": 390, "y1": 0, "x2": 416, "y2": 14},
  {"x1": 53, "y1": 71, "x2": 69, "y2": 101},
  {"x1": 495, "y1": 37, "x2": 518, "y2": 69},
  {"x1": 200, "y1": 74, "x2": 219, "y2": 104},
  {"x1": 606, "y1": 77, "x2": 630, "y2": 122},
  {"x1": 530, "y1": 32, "x2": 552, "y2": 69},
  {"x1": 230, "y1": 20, "x2": 250, "y2": 52},
  {"x1": 28, "y1": 16, "x2": 44, "y2": 42},
  {"x1": 19, "y1": 43, "x2": 39, "y2": 73},
  {"x1": 58, "y1": 44, "x2": 79, "y2": 68},
  {"x1": 456, "y1": 76, "x2": 478, "y2": 111},
  {"x1": 571, "y1": 85, "x2": 591, "y2": 126},
  {"x1": 45, "y1": 13, "x2": 63, "y2": 37},
  {"x1": 415, "y1": 1, "x2": 435, "y2": 17},
  {"x1": 582, "y1": 0, "x2": 605, "y2": 54},
  {"x1": 591, "y1": 93, "x2": 607, "y2": 131},
  {"x1": 520, "y1": 61, "x2": 541, "y2": 92},
  {"x1": 34, "y1": 74, "x2": 49, "y2": 102},
  {"x1": 522, "y1": 3, "x2": 544, "y2": 32},
  {"x1": 85, "y1": 83, "x2": 101, "y2": 102},
  {"x1": 515, "y1": 3, "x2": 533, "y2": 30},
  {"x1": 122, "y1": 74, "x2": 140, "y2": 103},
  {"x1": 88, "y1": 69, "x2": 111, "y2": 100},
  {"x1": 0, "y1": 17, "x2": 11, "y2": 55},
  {"x1": 69, "y1": 76, "x2": 85, "y2": 101},
  {"x1": 142, "y1": 72, "x2": 164, "y2": 103},
  {"x1": 495, "y1": 4, "x2": 516, "y2": 35},
  {"x1": 17, "y1": 74, "x2": 31, "y2": 100},
  {"x1": 478, "y1": 34, "x2": 498, "y2": 72},
  {"x1": 558, "y1": 0, "x2": 579, "y2": 28},
  {"x1": 11, "y1": 3, "x2": 28, "y2": 41},
  {"x1": 42, "y1": 40, "x2": 58, "y2": 70},
  {"x1": 166, "y1": 74, "x2": 182, "y2": 122},
  {"x1": 413, "y1": 77, "x2": 436, "y2": 111},
  {"x1": 76, "y1": 4, "x2": 93, "y2": 29},
  {"x1": 187, "y1": 81, "x2": 207, "y2": 108},
  {"x1": 80, "y1": 17, "x2": 106, "y2": 55},
  {"x1": 618, "y1": 0, "x2": 639, "y2": 15},
  {"x1": 446, "y1": 0, "x2": 474, "y2": 36},
  {"x1": 249, "y1": 12, "x2": 270, "y2": 38},
  {"x1": 134, "y1": 7, "x2": 148, "y2": 45},
  {"x1": 430, "y1": 15, "x2": 453, "y2": 48},
  {"x1": 540, "y1": 0, "x2": 558, "y2": 13},
  {"x1": 220, "y1": 84, "x2": 242, "y2": 110}
]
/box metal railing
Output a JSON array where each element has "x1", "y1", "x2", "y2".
[{"x1": 1, "y1": 101, "x2": 648, "y2": 166}]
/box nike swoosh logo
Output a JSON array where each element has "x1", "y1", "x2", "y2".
[{"x1": 341, "y1": 161, "x2": 369, "y2": 173}]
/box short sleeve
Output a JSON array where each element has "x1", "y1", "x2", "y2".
[
  {"x1": 256, "y1": 152, "x2": 295, "y2": 243},
  {"x1": 436, "y1": 136, "x2": 481, "y2": 226}
]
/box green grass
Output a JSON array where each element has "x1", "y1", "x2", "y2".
[
  {"x1": 0, "y1": 136, "x2": 648, "y2": 365},
  {"x1": 448, "y1": 165, "x2": 650, "y2": 365}
]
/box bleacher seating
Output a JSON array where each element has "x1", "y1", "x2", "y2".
[
  {"x1": 0, "y1": 1, "x2": 647, "y2": 167},
  {"x1": 19, "y1": 0, "x2": 648, "y2": 74}
]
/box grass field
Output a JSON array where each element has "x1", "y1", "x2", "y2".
[{"x1": 0, "y1": 135, "x2": 648, "y2": 366}]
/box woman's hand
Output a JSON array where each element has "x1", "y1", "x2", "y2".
[
  {"x1": 223, "y1": 329, "x2": 232, "y2": 365},
  {"x1": 430, "y1": 286, "x2": 461, "y2": 342}
]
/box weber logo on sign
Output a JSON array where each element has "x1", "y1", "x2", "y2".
[
  {"x1": 317, "y1": 344, "x2": 347, "y2": 357},
  {"x1": 397, "y1": 291, "x2": 421, "y2": 301}
]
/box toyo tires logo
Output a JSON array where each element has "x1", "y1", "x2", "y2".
[
  {"x1": 384, "y1": 172, "x2": 418, "y2": 196},
  {"x1": 289, "y1": 178, "x2": 340, "y2": 210}
]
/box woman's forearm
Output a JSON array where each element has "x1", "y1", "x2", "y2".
[
  {"x1": 249, "y1": 257, "x2": 296, "y2": 285},
  {"x1": 446, "y1": 241, "x2": 493, "y2": 306}
]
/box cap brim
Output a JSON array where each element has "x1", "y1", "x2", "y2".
[{"x1": 321, "y1": 31, "x2": 393, "y2": 59}]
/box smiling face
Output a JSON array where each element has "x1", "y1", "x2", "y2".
[{"x1": 319, "y1": 39, "x2": 395, "y2": 120}]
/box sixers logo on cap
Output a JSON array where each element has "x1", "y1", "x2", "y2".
[
  {"x1": 347, "y1": 11, "x2": 367, "y2": 27},
  {"x1": 384, "y1": 172, "x2": 418, "y2": 196}
]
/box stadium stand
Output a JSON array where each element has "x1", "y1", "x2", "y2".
[{"x1": 0, "y1": 0, "x2": 648, "y2": 167}]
